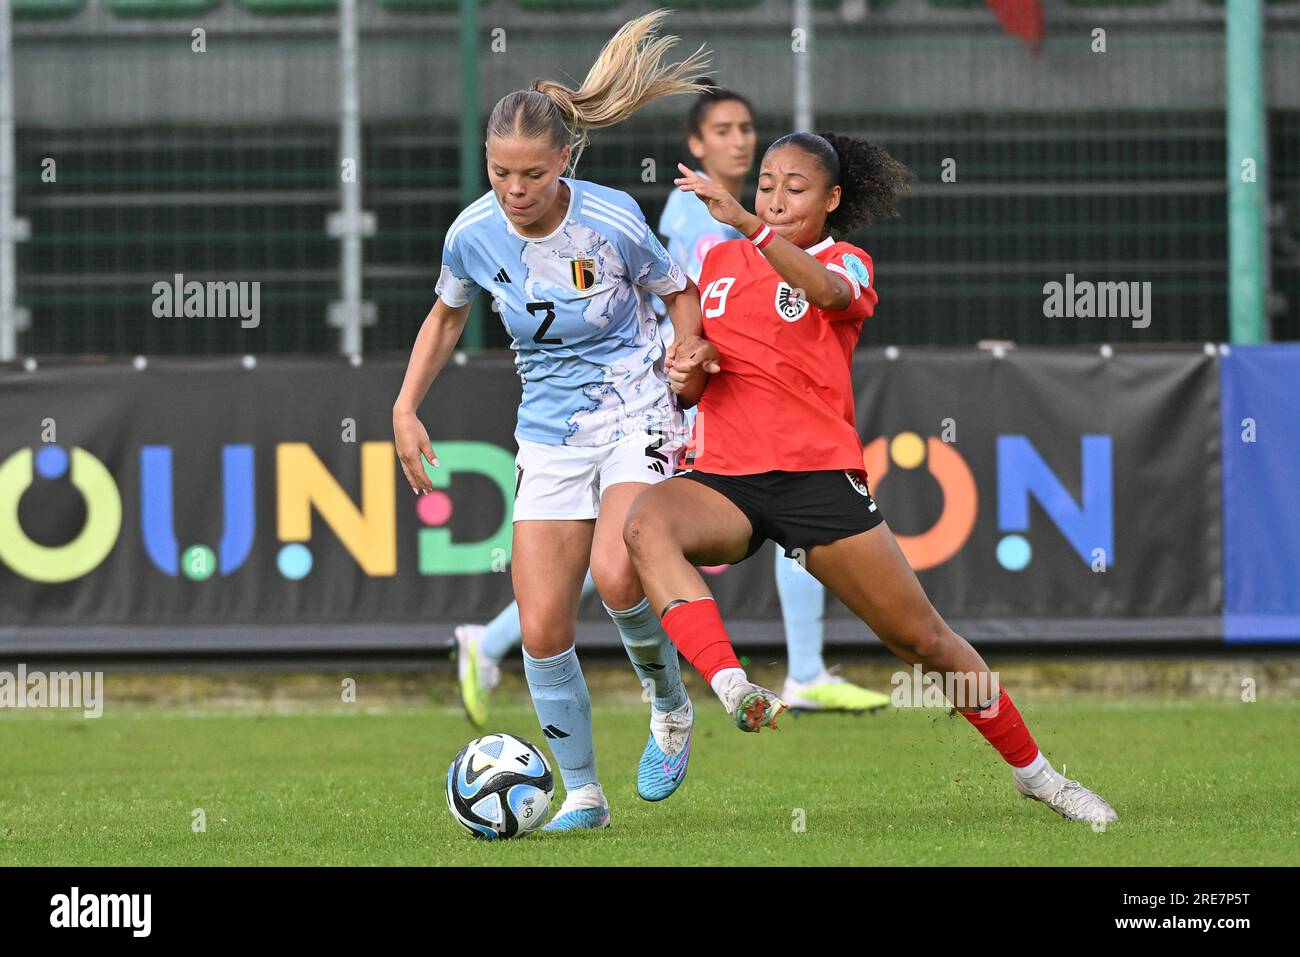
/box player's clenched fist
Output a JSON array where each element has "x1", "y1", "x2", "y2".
[
  {"x1": 666, "y1": 335, "x2": 721, "y2": 410},
  {"x1": 667, "y1": 334, "x2": 721, "y2": 391}
]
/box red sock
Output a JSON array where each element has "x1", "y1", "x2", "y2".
[
  {"x1": 960, "y1": 688, "x2": 1040, "y2": 768},
  {"x1": 659, "y1": 598, "x2": 741, "y2": 684}
]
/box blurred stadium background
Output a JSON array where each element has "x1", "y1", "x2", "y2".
[
  {"x1": 2, "y1": 1, "x2": 1300, "y2": 870},
  {"x1": 4, "y1": 0, "x2": 1298, "y2": 359},
  {"x1": 1, "y1": 2, "x2": 1298, "y2": 657}
]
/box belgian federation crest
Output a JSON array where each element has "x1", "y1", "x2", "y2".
[
  {"x1": 775, "y1": 282, "x2": 809, "y2": 322},
  {"x1": 570, "y1": 257, "x2": 597, "y2": 291}
]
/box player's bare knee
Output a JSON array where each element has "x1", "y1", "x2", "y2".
[
  {"x1": 622, "y1": 503, "x2": 671, "y2": 558},
  {"x1": 621, "y1": 508, "x2": 645, "y2": 553},
  {"x1": 590, "y1": 561, "x2": 641, "y2": 610},
  {"x1": 519, "y1": 616, "x2": 575, "y2": 659},
  {"x1": 599, "y1": 583, "x2": 643, "y2": 611},
  {"x1": 521, "y1": 635, "x2": 575, "y2": 659},
  {"x1": 906, "y1": 615, "x2": 952, "y2": 663}
]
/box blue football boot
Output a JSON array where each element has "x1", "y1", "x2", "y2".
[{"x1": 637, "y1": 698, "x2": 693, "y2": 801}]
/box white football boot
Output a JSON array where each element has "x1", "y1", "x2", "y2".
[
  {"x1": 714, "y1": 670, "x2": 788, "y2": 733},
  {"x1": 1014, "y1": 763, "x2": 1118, "y2": 825}
]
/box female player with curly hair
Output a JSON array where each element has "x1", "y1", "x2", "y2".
[{"x1": 622, "y1": 132, "x2": 1118, "y2": 825}]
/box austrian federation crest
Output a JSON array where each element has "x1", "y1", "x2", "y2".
[{"x1": 775, "y1": 281, "x2": 809, "y2": 322}]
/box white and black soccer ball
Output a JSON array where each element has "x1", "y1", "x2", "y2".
[{"x1": 445, "y1": 733, "x2": 554, "y2": 839}]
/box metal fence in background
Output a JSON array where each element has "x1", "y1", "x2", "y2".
[{"x1": 5, "y1": 0, "x2": 1300, "y2": 356}]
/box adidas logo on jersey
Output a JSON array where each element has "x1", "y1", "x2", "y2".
[
  {"x1": 493, "y1": 268, "x2": 511, "y2": 284},
  {"x1": 775, "y1": 282, "x2": 809, "y2": 322}
]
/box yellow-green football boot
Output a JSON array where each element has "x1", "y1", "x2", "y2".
[
  {"x1": 453, "y1": 624, "x2": 501, "y2": 729},
  {"x1": 781, "y1": 670, "x2": 892, "y2": 713}
]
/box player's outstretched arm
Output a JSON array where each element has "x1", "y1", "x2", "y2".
[
  {"x1": 673, "y1": 161, "x2": 852, "y2": 311},
  {"x1": 393, "y1": 298, "x2": 472, "y2": 494}
]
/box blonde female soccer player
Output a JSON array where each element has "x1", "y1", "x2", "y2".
[{"x1": 394, "y1": 11, "x2": 709, "y2": 830}]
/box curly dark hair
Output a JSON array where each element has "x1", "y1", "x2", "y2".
[{"x1": 764, "y1": 131, "x2": 911, "y2": 237}]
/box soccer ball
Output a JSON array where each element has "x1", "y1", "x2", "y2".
[{"x1": 445, "y1": 733, "x2": 554, "y2": 839}]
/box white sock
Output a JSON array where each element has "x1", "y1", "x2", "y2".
[
  {"x1": 560, "y1": 782, "x2": 606, "y2": 809},
  {"x1": 709, "y1": 667, "x2": 747, "y2": 705},
  {"x1": 1012, "y1": 751, "x2": 1051, "y2": 783}
]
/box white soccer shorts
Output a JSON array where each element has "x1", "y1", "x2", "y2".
[{"x1": 512, "y1": 431, "x2": 683, "y2": 522}]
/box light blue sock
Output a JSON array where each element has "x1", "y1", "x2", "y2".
[
  {"x1": 776, "y1": 550, "x2": 826, "y2": 683},
  {"x1": 522, "y1": 645, "x2": 598, "y2": 791},
  {"x1": 604, "y1": 596, "x2": 688, "y2": 713},
  {"x1": 482, "y1": 570, "x2": 597, "y2": 661}
]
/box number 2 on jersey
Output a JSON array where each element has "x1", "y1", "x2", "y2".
[{"x1": 526, "y1": 300, "x2": 563, "y2": 345}]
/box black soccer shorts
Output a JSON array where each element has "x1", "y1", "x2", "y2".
[{"x1": 674, "y1": 467, "x2": 885, "y2": 563}]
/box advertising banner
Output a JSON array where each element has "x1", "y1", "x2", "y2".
[{"x1": 0, "y1": 347, "x2": 1259, "y2": 654}]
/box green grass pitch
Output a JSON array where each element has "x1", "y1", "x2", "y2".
[{"x1": 1, "y1": 697, "x2": 1296, "y2": 866}]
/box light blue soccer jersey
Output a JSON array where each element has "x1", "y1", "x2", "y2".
[
  {"x1": 435, "y1": 177, "x2": 688, "y2": 447},
  {"x1": 658, "y1": 169, "x2": 746, "y2": 286}
]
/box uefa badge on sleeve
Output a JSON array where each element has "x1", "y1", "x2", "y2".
[{"x1": 842, "y1": 253, "x2": 871, "y2": 289}]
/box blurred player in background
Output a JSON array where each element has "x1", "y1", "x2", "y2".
[
  {"x1": 396, "y1": 11, "x2": 710, "y2": 831},
  {"x1": 624, "y1": 135, "x2": 1117, "y2": 825},
  {"x1": 454, "y1": 85, "x2": 890, "y2": 730}
]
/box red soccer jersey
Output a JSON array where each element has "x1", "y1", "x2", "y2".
[{"x1": 688, "y1": 236, "x2": 877, "y2": 475}]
